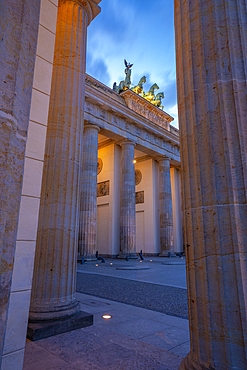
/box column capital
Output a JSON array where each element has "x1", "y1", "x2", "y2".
[
  {"x1": 155, "y1": 156, "x2": 171, "y2": 163},
  {"x1": 120, "y1": 140, "x2": 136, "y2": 148},
  {"x1": 84, "y1": 122, "x2": 100, "y2": 132},
  {"x1": 59, "y1": 0, "x2": 101, "y2": 26}
]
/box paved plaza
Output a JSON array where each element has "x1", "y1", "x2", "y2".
[{"x1": 23, "y1": 257, "x2": 190, "y2": 369}]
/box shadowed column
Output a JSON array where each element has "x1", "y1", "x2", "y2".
[
  {"x1": 119, "y1": 140, "x2": 137, "y2": 259},
  {"x1": 78, "y1": 123, "x2": 99, "y2": 261},
  {"x1": 175, "y1": 0, "x2": 247, "y2": 369},
  {"x1": 158, "y1": 157, "x2": 175, "y2": 257},
  {"x1": 30, "y1": 0, "x2": 100, "y2": 322}
]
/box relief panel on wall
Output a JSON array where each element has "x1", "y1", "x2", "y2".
[
  {"x1": 97, "y1": 180, "x2": 109, "y2": 197},
  {"x1": 135, "y1": 191, "x2": 144, "y2": 204}
]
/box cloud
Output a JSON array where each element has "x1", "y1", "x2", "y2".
[
  {"x1": 161, "y1": 79, "x2": 177, "y2": 110},
  {"x1": 86, "y1": 54, "x2": 111, "y2": 86},
  {"x1": 86, "y1": 0, "x2": 179, "y2": 127}
]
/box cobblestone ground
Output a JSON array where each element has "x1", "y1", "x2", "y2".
[
  {"x1": 24, "y1": 258, "x2": 189, "y2": 369},
  {"x1": 76, "y1": 257, "x2": 188, "y2": 319}
]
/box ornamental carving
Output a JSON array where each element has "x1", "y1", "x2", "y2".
[
  {"x1": 86, "y1": 101, "x2": 93, "y2": 113},
  {"x1": 112, "y1": 115, "x2": 119, "y2": 125},
  {"x1": 99, "y1": 109, "x2": 106, "y2": 120},
  {"x1": 97, "y1": 180, "x2": 109, "y2": 197},
  {"x1": 135, "y1": 127, "x2": 141, "y2": 136},
  {"x1": 135, "y1": 191, "x2": 144, "y2": 204},
  {"x1": 135, "y1": 170, "x2": 142, "y2": 185},
  {"x1": 97, "y1": 158, "x2": 103, "y2": 175},
  {"x1": 125, "y1": 122, "x2": 131, "y2": 130}
]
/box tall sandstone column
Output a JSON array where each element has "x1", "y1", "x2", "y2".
[
  {"x1": 119, "y1": 140, "x2": 137, "y2": 258},
  {"x1": 30, "y1": 0, "x2": 100, "y2": 321},
  {"x1": 158, "y1": 157, "x2": 175, "y2": 256},
  {"x1": 78, "y1": 123, "x2": 99, "y2": 261},
  {"x1": 0, "y1": 0, "x2": 40, "y2": 357},
  {"x1": 175, "y1": 0, "x2": 247, "y2": 369}
]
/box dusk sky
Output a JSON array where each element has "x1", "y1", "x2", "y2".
[{"x1": 86, "y1": 0, "x2": 178, "y2": 128}]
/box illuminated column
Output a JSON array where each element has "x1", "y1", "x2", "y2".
[
  {"x1": 30, "y1": 0, "x2": 100, "y2": 323},
  {"x1": 119, "y1": 140, "x2": 137, "y2": 258},
  {"x1": 158, "y1": 157, "x2": 175, "y2": 256},
  {"x1": 175, "y1": 0, "x2": 247, "y2": 369},
  {"x1": 78, "y1": 123, "x2": 99, "y2": 261}
]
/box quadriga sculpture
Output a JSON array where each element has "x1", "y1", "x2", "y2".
[
  {"x1": 131, "y1": 76, "x2": 146, "y2": 96},
  {"x1": 150, "y1": 92, "x2": 164, "y2": 110},
  {"x1": 113, "y1": 59, "x2": 133, "y2": 93},
  {"x1": 143, "y1": 83, "x2": 159, "y2": 102}
]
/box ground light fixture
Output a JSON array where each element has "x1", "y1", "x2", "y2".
[{"x1": 102, "y1": 315, "x2": 112, "y2": 319}]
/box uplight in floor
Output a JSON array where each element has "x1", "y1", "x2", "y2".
[{"x1": 102, "y1": 315, "x2": 112, "y2": 319}]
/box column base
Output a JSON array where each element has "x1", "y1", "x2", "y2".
[
  {"x1": 179, "y1": 353, "x2": 215, "y2": 370},
  {"x1": 78, "y1": 254, "x2": 97, "y2": 262},
  {"x1": 118, "y1": 253, "x2": 138, "y2": 259},
  {"x1": 84, "y1": 256, "x2": 97, "y2": 262},
  {"x1": 27, "y1": 310, "x2": 93, "y2": 341},
  {"x1": 29, "y1": 299, "x2": 80, "y2": 322},
  {"x1": 159, "y1": 250, "x2": 176, "y2": 257}
]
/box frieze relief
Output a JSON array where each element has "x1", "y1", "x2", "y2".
[
  {"x1": 145, "y1": 132, "x2": 151, "y2": 141},
  {"x1": 112, "y1": 115, "x2": 119, "y2": 126},
  {"x1": 135, "y1": 191, "x2": 144, "y2": 204},
  {"x1": 135, "y1": 127, "x2": 141, "y2": 136},
  {"x1": 85, "y1": 101, "x2": 94, "y2": 113},
  {"x1": 99, "y1": 108, "x2": 107, "y2": 120},
  {"x1": 97, "y1": 180, "x2": 109, "y2": 197},
  {"x1": 154, "y1": 136, "x2": 160, "y2": 145},
  {"x1": 130, "y1": 100, "x2": 169, "y2": 130},
  {"x1": 125, "y1": 122, "x2": 131, "y2": 131}
]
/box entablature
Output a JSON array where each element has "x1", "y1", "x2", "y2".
[{"x1": 84, "y1": 74, "x2": 180, "y2": 164}]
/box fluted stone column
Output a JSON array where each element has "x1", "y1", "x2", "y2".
[
  {"x1": 158, "y1": 157, "x2": 175, "y2": 256},
  {"x1": 0, "y1": 0, "x2": 40, "y2": 357},
  {"x1": 175, "y1": 0, "x2": 247, "y2": 369},
  {"x1": 78, "y1": 123, "x2": 99, "y2": 261},
  {"x1": 30, "y1": 0, "x2": 100, "y2": 322},
  {"x1": 119, "y1": 140, "x2": 137, "y2": 258}
]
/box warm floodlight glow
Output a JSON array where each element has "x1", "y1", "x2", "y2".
[
  {"x1": 110, "y1": 263, "x2": 113, "y2": 265},
  {"x1": 102, "y1": 315, "x2": 112, "y2": 319},
  {"x1": 96, "y1": 264, "x2": 98, "y2": 266},
  {"x1": 133, "y1": 160, "x2": 136, "y2": 163},
  {"x1": 140, "y1": 260, "x2": 142, "y2": 262},
  {"x1": 150, "y1": 260, "x2": 152, "y2": 262}
]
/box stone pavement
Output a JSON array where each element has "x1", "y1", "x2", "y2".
[
  {"x1": 77, "y1": 257, "x2": 187, "y2": 288},
  {"x1": 23, "y1": 257, "x2": 190, "y2": 369}
]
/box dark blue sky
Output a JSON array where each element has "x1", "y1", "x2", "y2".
[{"x1": 86, "y1": 0, "x2": 178, "y2": 127}]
